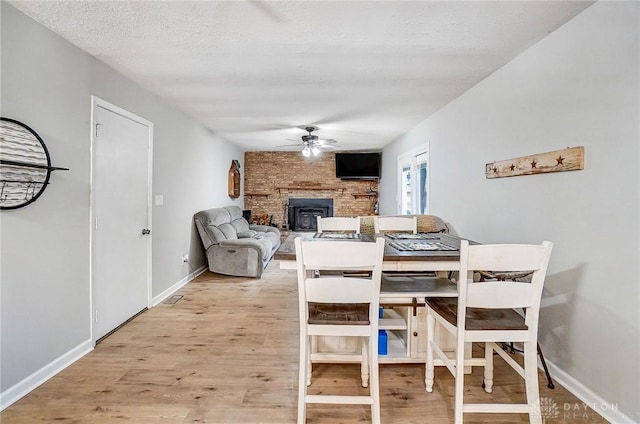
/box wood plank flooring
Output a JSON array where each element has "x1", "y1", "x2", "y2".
[{"x1": 1, "y1": 262, "x2": 608, "y2": 423}]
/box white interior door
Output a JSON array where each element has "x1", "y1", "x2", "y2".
[{"x1": 91, "y1": 97, "x2": 152, "y2": 343}]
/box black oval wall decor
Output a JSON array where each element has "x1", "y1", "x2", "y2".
[{"x1": 0, "y1": 117, "x2": 68, "y2": 210}]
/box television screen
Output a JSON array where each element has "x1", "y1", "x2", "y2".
[{"x1": 335, "y1": 152, "x2": 381, "y2": 180}]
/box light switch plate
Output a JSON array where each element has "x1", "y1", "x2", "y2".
[{"x1": 154, "y1": 195, "x2": 164, "y2": 206}]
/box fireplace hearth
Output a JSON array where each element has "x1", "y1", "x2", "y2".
[{"x1": 288, "y1": 198, "x2": 333, "y2": 231}]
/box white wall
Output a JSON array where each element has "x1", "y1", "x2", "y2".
[
  {"x1": 381, "y1": 2, "x2": 639, "y2": 421},
  {"x1": 0, "y1": 2, "x2": 243, "y2": 398}
]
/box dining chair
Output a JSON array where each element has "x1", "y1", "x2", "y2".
[
  {"x1": 425, "y1": 240, "x2": 553, "y2": 424},
  {"x1": 373, "y1": 216, "x2": 417, "y2": 233},
  {"x1": 295, "y1": 237, "x2": 385, "y2": 424},
  {"x1": 317, "y1": 216, "x2": 361, "y2": 233}
]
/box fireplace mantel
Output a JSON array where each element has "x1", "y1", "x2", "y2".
[{"x1": 276, "y1": 186, "x2": 344, "y2": 194}]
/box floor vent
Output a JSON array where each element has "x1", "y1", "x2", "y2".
[{"x1": 164, "y1": 295, "x2": 183, "y2": 304}]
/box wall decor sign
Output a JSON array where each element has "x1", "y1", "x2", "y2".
[
  {"x1": 485, "y1": 146, "x2": 584, "y2": 179},
  {"x1": 228, "y1": 159, "x2": 241, "y2": 198},
  {"x1": 0, "y1": 117, "x2": 68, "y2": 209}
]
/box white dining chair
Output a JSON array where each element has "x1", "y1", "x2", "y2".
[
  {"x1": 317, "y1": 216, "x2": 361, "y2": 233},
  {"x1": 425, "y1": 240, "x2": 553, "y2": 424},
  {"x1": 295, "y1": 237, "x2": 385, "y2": 424},
  {"x1": 373, "y1": 216, "x2": 417, "y2": 233}
]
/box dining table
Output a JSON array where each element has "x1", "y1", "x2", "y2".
[{"x1": 274, "y1": 231, "x2": 472, "y2": 273}]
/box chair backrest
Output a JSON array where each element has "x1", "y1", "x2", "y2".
[
  {"x1": 317, "y1": 216, "x2": 361, "y2": 233},
  {"x1": 374, "y1": 216, "x2": 417, "y2": 233},
  {"x1": 457, "y1": 240, "x2": 553, "y2": 331},
  {"x1": 295, "y1": 237, "x2": 385, "y2": 320}
]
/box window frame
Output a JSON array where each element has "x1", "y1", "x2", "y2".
[{"x1": 397, "y1": 145, "x2": 429, "y2": 215}]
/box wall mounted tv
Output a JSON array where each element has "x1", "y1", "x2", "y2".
[{"x1": 335, "y1": 152, "x2": 381, "y2": 180}]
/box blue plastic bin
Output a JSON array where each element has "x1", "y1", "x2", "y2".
[{"x1": 378, "y1": 330, "x2": 388, "y2": 355}]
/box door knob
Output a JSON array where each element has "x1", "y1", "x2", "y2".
[{"x1": 141, "y1": 228, "x2": 151, "y2": 235}]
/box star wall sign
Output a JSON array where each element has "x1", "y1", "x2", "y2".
[{"x1": 485, "y1": 146, "x2": 584, "y2": 179}]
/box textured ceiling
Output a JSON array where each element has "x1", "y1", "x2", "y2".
[{"x1": 10, "y1": 1, "x2": 594, "y2": 151}]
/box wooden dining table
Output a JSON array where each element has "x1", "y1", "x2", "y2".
[{"x1": 274, "y1": 231, "x2": 472, "y2": 272}]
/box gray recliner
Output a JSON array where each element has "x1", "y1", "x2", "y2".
[{"x1": 194, "y1": 206, "x2": 281, "y2": 278}]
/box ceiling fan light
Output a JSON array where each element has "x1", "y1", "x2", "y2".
[
  {"x1": 311, "y1": 146, "x2": 321, "y2": 156},
  {"x1": 302, "y1": 146, "x2": 311, "y2": 157}
]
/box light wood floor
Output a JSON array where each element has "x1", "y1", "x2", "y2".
[{"x1": 1, "y1": 262, "x2": 608, "y2": 423}]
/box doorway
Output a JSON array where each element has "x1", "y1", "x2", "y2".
[
  {"x1": 90, "y1": 96, "x2": 153, "y2": 343},
  {"x1": 398, "y1": 147, "x2": 428, "y2": 215}
]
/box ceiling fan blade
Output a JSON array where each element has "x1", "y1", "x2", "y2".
[
  {"x1": 318, "y1": 138, "x2": 338, "y2": 145},
  {"x1": 276, "y1": 125, "x2": 340, "y2": 151},
  {"x1": 222, "y1": 123, "x2": 297, "y2": 134}
]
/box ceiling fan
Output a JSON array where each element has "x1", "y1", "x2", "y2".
[{"x1": 279, "y1": 126, "x2": 338, "y2": 157}]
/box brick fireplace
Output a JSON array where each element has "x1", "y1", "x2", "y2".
[{"x1": 243, "y1": 152, "x2": 378, "y2": 229}]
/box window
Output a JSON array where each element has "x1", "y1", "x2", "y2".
[{"x1": 398, "y1": 148, "x2": 428, "y2": 215}]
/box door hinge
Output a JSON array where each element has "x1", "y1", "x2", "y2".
[
  {"x1": 94, "y1": 217, "x2": 98, "y2": 230},
  {"x1": 94, "y1": 309, "x2": 98, "y2": 323},
  {"x1": 95, "y1": 123, "x2": 102, "y2": 137}
]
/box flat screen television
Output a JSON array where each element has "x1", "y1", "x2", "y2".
[{"x1": 335, "y1": 152, "x2": 381, "y2": 180}]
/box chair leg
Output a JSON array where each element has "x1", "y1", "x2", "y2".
[
  {"x1": 537, "y1": 342, "x2": 555, "y2": 389},
  {"x1": 369, "y1": 337, "x2": 381, "y2": 424},
  {"x1": 361, "y1": 337, "x2": 370, "y2": 388},
  {"x1": 297, "y1": 336, "x2": 309, "y2": 424},
  {"x1": 524, "y1": 341, "x2": 543, "y2": 424},
  {"x1": 454, "y1": 334, "x2": 466, "y2": 424},
  {"x1": 306, "y1": 345, "x2": 312, "y2": 387},
  {"x1": 425, "y1": 311, "x2": 435, "y2": 392},
  {"x1": 307, "y1": 336, "x2": 316, "y2": 386},
  {"x1": 483, "y1": 342, "x2": 493, "y2": 393}
]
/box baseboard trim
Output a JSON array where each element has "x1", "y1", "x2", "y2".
[
  {"x1": 152, "y1": 265, "x2": 207, "y2": 306},
  {"x1": 544, "y1": 359, "x2": 637, "y2": 424},
  {"x1": 1, "y1": 267, "x2": 207, "y2": 412},
  {"x1": 0, "y1": 339, "x2": 93, "y2": 411}
]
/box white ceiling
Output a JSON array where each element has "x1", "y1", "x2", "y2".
[{"x1": 10, "y1": 1, "x2": 594, "y2": 152}]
